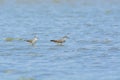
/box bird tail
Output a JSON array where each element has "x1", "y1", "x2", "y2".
[
  {"x1": 24, "y1": 40, "x2": 31, "y2": 42},
  {"x1": 50, "y1": 40, "x2": 56, "y2": 42}
]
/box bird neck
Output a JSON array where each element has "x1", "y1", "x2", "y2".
[
  {"x1": 33, "y1": 37, "x2": 38, "y2": 41},
  {"x1": 62, "y1": 37, "x2": 67, "y2": 41}
]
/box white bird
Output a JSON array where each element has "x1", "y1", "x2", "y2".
[{"x1": 25, "y1": 36, "x2": 38, "y2": 46}]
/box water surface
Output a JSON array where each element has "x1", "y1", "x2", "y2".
[{"x1": 0, "y1": 0, "x2": 120, "y2": 80}]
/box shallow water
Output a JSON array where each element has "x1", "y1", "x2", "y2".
[{"x1": 0, "y1": 0, "x2": 120, "y2": 80}]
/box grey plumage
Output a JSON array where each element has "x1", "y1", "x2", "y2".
[
  {"x1": 25, "y1": 36, "x2": 38, "y2": 46},
  {"x1": 50, "y1": 36, "x2": 69, "y2": 45}
]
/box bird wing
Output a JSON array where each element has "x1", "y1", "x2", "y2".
[
  {"x1": 51, "y1": 39, "x2": 64, "y2": 43},
  {"x1": 26, "y1": 40, "x2": 32, "y2": 43}
]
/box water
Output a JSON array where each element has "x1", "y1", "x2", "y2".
[{"x1": 0, "y1": 0, "x2": 120, "y2": 80}]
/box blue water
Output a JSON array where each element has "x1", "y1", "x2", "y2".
[{"x1": 0, "y1": 0, "x2": 120, "y2": 80}]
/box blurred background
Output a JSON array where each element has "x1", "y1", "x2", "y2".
[{"x1": 0, "y1": 0, "x2": 120, "y2": 80}]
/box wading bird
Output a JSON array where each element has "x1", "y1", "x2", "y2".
[
  {"x1": 50, "y1": 36, "x2": 69, "y2": 45},
  {"x1": 25, "y1": 36, "x2": 38, "y2": 46}
]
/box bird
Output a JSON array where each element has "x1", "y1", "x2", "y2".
[
  {"x1": 24, "y1": 35, "x2": 38, "y2": 46},
  {"x1": 50, "y1": 36, "x2": 69, "y2": 45}
]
